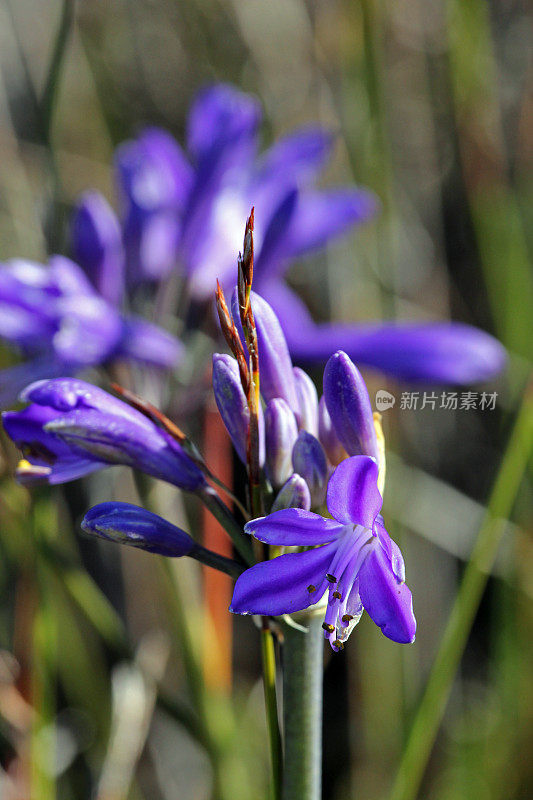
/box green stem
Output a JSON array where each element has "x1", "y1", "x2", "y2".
[
  {"x1": 158, "y1": 558, "x2": 224, "y2": 800},
  {"x1": 261, "y1": 625, "x2": 283, "y2": 800},
  {"x1": 282, "y1": 614, "x2": 324, "y2": 800},
  {"x1": 41, "y1": 0, "x2": 75, "y2": 144},
  {"x1": 199, "y1": 486, "x2": 254, "y2": 565},
  {"x1": 390, "y1": 378, "x2": 533, "y2": 800},
  {"x1": 192, "y1": 544, "x2": 244, "y2": 579}
]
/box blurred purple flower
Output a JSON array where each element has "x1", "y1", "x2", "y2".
[
  {"x1": 0, "y1": 256, "x2": 183, "y2": 405},
  {"x1": 114, "y1": 85, "x2": 375, "y2": 300},
  {"x1": 112, "y1": 83, "x2": 505, "y2": 384},
  {"x1": 231, "y1": 456, "x2": 416, "y2": 650},
  {"x1": 2, "y1": 378, "x2": 205, "y2": 491}
]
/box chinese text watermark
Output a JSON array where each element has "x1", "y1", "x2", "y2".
[{"x1": 375, "y1": 390, "x2": 498, "y2": 412}]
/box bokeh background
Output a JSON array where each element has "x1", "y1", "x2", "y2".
[{"x1": 0, "y1": 1, "x2": 531, "y2": 798}]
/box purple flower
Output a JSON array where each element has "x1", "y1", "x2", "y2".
[
  {"x1": 115, "y1": 85, "x2": 375, "y2": 301},
  {"x1": 0, "y1": 256, "x2": 183, "y2": 406},
  {"x1": 2, "y1": 378, "x2": 206, "y2": 491},
  {"x1": 117, "y1": 83, "x2": 504, "y2": 384},
  {"x1": 263, "y1": 281, "x2": 506, "y2": 384},
  {"x1": 115, "y1": 128, "x2": 189, "y2": 284},
  {"x1": 230, "y1": 456, "x2": 416, "y2": 649}
]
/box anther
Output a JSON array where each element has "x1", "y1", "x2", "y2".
[
  {"x1": 307, "y1": 584, "x2": 316, "y2": 594},
  {"x1": 325, "y1": 573, "x2": 337, "y2": 583},
  {"x1": 333, "y1": 590, "x2": 342, "y2": 600},
  {"x1": 333, "y1": 640, "x2": 344, "y2": 650},
  {"x1": 322, "y1": 622, "x2": 335, "y2": 633},
  {"x1": 342, "y1": 614, "x2": 353, "y2": 623}
]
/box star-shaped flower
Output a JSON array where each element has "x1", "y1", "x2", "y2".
[{"x1": 231, "y1": 456, "x2": 416, "y2": 650}]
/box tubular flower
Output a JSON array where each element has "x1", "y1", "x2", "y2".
[
  {"x1": 2, "y1": 378, "x2": 206, "y2": 491},
  {"x1": 230, "y1": 456, "x2": 416, "y2": 650}
]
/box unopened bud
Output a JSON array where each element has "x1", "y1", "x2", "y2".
[
  {"x1": 82, "y1": 502, "x2": 195, "y2": 557},
  {"x1": 323, "y1": 351, "x2": 378, "y2": 462},
  {"x1": 318, "y1": 396, "x2": 347, "y2": 467},
  {"x1": 271, "y1": 473, "x2": 311, "y2": 512},
  {"x1": 292, "y1": 431, "x2": 328, "y2": 508},
  {"x1": 212, "y1": 354, "x2": 264, "y2": 466},
  {"x1": 231, "y1": 289, "x2": 298, "y2": 411},
  {"x1": 264, "y1": 398, "x2": 298, "y2": 488},
  {"x1": 293, "y1": 367, "x2": 318, "y2": 436}
]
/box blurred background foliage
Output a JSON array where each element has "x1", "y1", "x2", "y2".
[{"x1": 0, "y1": 0, "x2": 531, "y2": 798}]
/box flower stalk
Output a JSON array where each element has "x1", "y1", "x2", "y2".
[
  {"x1": 281, "y1": 614, "x2": 324, "y2": 800},
  {"x1": 216, "y1": 212, "x2": 283, "y2": 799}
]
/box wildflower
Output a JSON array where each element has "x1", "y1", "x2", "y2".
[
  {"x1": 112, "y1": 81, "x2": 504, "y2": 384},
  {"x1": 272, "y1": 290, "x2": 506, "y2": 384},
  {"x1": 2, "y1": 378, "x2": 205, "y2": 491},
  {"x1": 0, "y1": 256, "x2": 183, "y2": 406},
  {"x1": 230, "y1": 456, "x2": 416, "y2": 649},
  {"x1": 230, "y1": 344, "x2": 414, "y2": 649},
  {"x1": 115, "y1": 85, "x2": 375, "y2": 299}
]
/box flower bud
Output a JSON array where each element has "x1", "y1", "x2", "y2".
[
  {"x1": 264, "y1": 398, "x2": 298, "y2": 488},
  {"x1": 293, "y1": 367, "x2": 318, "y2": 436},
  {"x1": 82, "y1": 502, "x2": 195, "y2": 557},
  {"x1": 323, "y1": 351, "x2": 378, "y2": 462},
  {"x1": 231, "y1": 289, "x2": 298, "y2": 411},
  {"x1": 292, "y1": 430, "x2": 328, "y2": 508},
  {"x1": 212, "y1": 353, "x2": 265, "y2": 465},
  {"x1": 271, "y1": 474, "x2": 311, "y2": 512},
  {"x1": 318, "y1": 396, "x2": 346, "y2": 467}
]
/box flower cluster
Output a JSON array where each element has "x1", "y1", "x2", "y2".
[
  {"x1": 213, "y1": 288, "x2": 415, "y2": 649},
  {"x1": 2, "y1": 278, "x2": 415, "y2": 651}
]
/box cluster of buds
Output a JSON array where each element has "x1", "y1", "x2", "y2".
[{"x1": 213, "y1": 216, "x2": 386, "y2": 515}]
